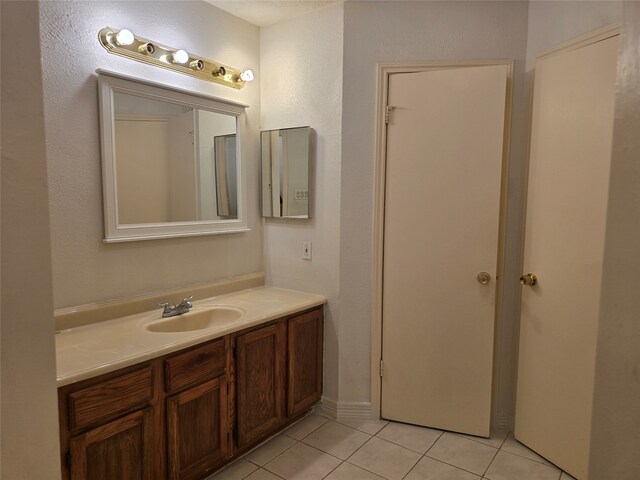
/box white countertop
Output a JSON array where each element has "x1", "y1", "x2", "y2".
[{"x1": 56, "y1": 286, "x2": 326, "y2": 387}]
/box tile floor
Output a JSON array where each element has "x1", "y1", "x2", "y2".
[{"x1": 208, "y1": 413, "x2": 577, "y2": 480}]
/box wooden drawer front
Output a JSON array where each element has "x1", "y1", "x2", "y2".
[
  {"x1": 68, "y1": 367, "x2": 153, "y2": 431},
  {"x1": 165, "y1": 340, "x2": 226, "y2": 393}
]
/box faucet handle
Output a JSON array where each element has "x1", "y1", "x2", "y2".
[
  {"x1": 158, "y1": 302, "x2": 174, "y2": 314},
  {"x1": 178, "y1": 296, "x2": 193, "y2": 308}
]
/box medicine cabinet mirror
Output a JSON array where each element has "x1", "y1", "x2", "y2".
[
  {"x1": 97, "y1": 70, "x2": 248, "y2": 242},
  {"x1": 261, "y1": 126, "x2": 312, "y2": 218}
]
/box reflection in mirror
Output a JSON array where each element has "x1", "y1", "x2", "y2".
[
  {"x1": 214, "y1": 134, "x2": 237, "y2": 218},
  {"x1": 261, "y1": 127, "x2": 311, "y2": 218},
  {"x1": 113, "y1": 92, "x2": 237, "y2": 223},
  {"x1": 98, "y1": 70, "x2": 248, "y2": 242}
]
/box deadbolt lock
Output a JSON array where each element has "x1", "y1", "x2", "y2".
[
  {"x1": 520, "y1": 273, "x2": 538, "y2": 287},
  {"x1": 477, "y1": 272, "x2": 491, "y2": 285}
]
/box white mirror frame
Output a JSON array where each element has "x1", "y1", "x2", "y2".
[{"x1": 97, "y1": 70, "x2": 249, "y2": 242}]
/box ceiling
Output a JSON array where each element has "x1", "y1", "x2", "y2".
[{"x1": 204, "y1": 0, "x2": 341, "y2": 27}]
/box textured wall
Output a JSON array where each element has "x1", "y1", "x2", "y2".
[
  {"x1": 590, "y1": 2, "x2": 640, "y2": 477},
  {"x1": 40, "y1": 1, "x2": 263, "y2": 308},
  {"x1": 260, "y1": 4, "x2": 344, "y2": 403},
  {"x1": 526, "y1": 0, "x2": 622, "y2": 69},
  {"x1": 340, "y1": 1, "x2": 530, "y2": 422},
  {"x1": 1, "y1": 2, "x2": 61, "y2": 477}
]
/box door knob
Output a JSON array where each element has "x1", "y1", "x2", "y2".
[
  {"x1": 477, "y1": 272, "x2": 491, "y2": 285},
  {"x1": 520, "y1": 273, "x2": 538, "y2": 287}
]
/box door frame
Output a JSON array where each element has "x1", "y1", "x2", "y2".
[{"x1": 371, "y1": 60, "x2": 514, "y2": 423}]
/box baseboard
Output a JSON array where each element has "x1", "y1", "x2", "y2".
[
  {"x1": 320, "y1": 397, "x2": 374, "y2": 421},
  {"x1": 322, "y1": 396, "x2": 513, "y2": 429},
  {"x1": 493, "y1": 411, "x2": 514, "y2": 432}
]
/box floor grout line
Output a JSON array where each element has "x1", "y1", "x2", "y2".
[
  {"x1": 481, "y1": 443, "x2": 501, "y2": 478},
  {"x1": 215, "y1": 418, "x2": 573, "y2": 480},
  {"x1": 422, "y1": 451, "x2": 489, "y2": 478},
  {"x1": 500, "y1": 445, "x2": 559, "y2": 468},
  {"x1": 247, "y1": 436, "x2": 300, "y2": 468},
  {"x1": 260, "y1": 466, "x2": 288, "y2": 480}
]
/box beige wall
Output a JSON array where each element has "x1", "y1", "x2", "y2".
[
  {"x1": 340, "y1": 0, "x2": 530, "y2": 424},
  {"x1": 260, "y1": 4, "x2": 344, "y2": 405},
  {"x1": 1, "y1": 1, "x2": 61, "y2": 478},
  {"x1": 590, "y1": 2, "x2": 640, "y2": 477},
  {"x1": 115, "y1": 119, "x2": 171, "y2": 224},
  {"x1": 39, "y1": 1, "x2": 263, "y2": 309},
  {"x1": 526, "y1": 0, "x2": 622, "y2": 69}
]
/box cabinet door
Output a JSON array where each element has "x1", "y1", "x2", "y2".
[
  {"x1": 288, "y1": 309, "x2": 323, "y2": 416},
  {"x1": 235, "y1": 322, "x2": 286, "y2": 447},
  {"x1": 167, "y1": 377, "x2": 228, "y2": 480},
  {"x1": 69, "y1": 408, "x2": 154, "y2": 480}
]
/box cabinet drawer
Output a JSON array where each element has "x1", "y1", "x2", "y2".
[
  {"x1": 165, "y1": 339, "x2": 226, "y2": 393},
  {"x1": 68, "y1": 366, "x2": 153, "y2": 431}
]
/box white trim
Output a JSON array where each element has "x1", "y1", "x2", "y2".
[
  {"x1": 371, "y1": 60, "x2": 514, "y2": 426},
  {"x1": 320, "y1": 396, "x2": 338, "y2": 419},
  {"x1": 98, "y1": 72, "x2": 249, "y2": 242},
  {"x1": 321, "y1": 397, "x2": 373, "y2": 421},
  {"x1": 96, "y1": 69, "x2": 249, "y2": 108},
  {"x1": 493, "y1": 412, "x2": 514, "y2": 433},
  {"x1": 534, "y1": 23, "x2": 620, "y2": 63}
]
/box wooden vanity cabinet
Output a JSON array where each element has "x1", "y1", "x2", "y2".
[
  {"x1": 166, "y1": 377, "x2": 227, "y2": 480},
  {"x1": 69, "y1": 408, "x2": 155, "y2": 480},
  {"x1": 234, "y1": 321, "x2": 287, "y2": 448},
  {"x1": 232, "y1": 306, "x2": 324, "y2": 451},
  {"x1": 165, "y1": 339, "x2": 229, "y2": 480},
  {"x1": 58, "y1": 306, "x2": 323, "y2": 480},
  {"x1": 58, "y1": 362, "x2": 165, "y2": 480},
  {"x1": 288, "y1": 308, "x2": 324, "y2": 417}
]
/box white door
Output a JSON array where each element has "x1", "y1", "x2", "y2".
[
  {"x1": 515, "y1": 34, "x2": 619, "y2": 480},
  {"x1": 381, "y1": 65, "x2": 509, "y2": 436}
]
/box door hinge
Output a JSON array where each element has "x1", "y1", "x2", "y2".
[
  {"x1": 65, "y1": 451, "x2": 72, "y2": 469},
  {"x1": 385, "y1": 105, "x2": 395, "y2": 124},
  {"x1": 233, "y1": 426, "x2": 239, "y2": 444},
  {"x1": 379, "y1": 359, "x2": 384, "y2": 378}
]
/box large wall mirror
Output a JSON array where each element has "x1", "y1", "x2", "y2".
[
  {"x1": 97, "y1": 70, "x2": 248, "y2": 242},
  {"x1": 261, "y1": 127, "x2": 311, "y2": 218}
]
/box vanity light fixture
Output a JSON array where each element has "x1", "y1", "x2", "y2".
[
  {"x1": 115, "y1": 28, "x2": 134, "y2": 46},
  {"x1": 239, "y1": 69, "x2": 255, "y2": 82},
  {"x1": 170, "y1": 49, "x2": 189, "y2": 64},
  {"x1": 98, "y1": 27, "x2": 254, "y2": 89}
]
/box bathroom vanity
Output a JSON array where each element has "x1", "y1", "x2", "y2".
[{"x1": 56, "y1": 287, "x2": 324, "y2": 480}]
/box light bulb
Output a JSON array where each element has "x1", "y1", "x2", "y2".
[
  {"x1": 240, "y1": 69, "x2": 254, "y2": 82},
  {"x1": 171, "y1": 49, "x2": 189, "y2": 64},
  {"x1": 115, "y1": 29, "x2": 134, "y2": 46}
]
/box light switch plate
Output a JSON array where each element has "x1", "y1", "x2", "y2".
[{"x1": 303, "y1": 241, "x2": 312, "y2": 260}]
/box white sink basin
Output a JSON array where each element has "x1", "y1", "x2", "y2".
[{"x1": 145, "y1": 307, "x2": 243, "y2": 333}]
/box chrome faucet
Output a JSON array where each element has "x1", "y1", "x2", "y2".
[{"x1": 159, "y1": 296, "x2": 193, "y2": 318}]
